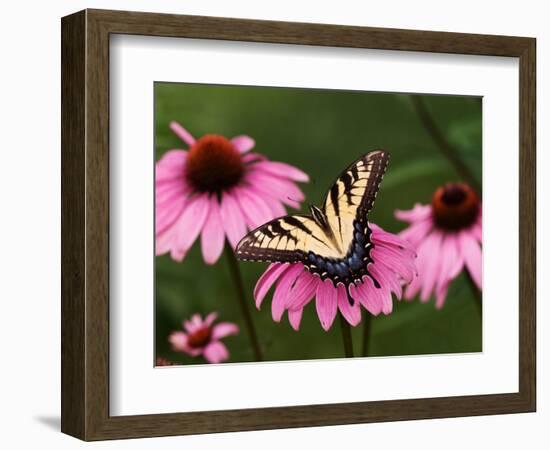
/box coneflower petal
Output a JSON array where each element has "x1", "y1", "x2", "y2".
[
  {"x1": 337, "y1": 284, "x2": 361, "y2": 326},
  {"x1": 315, "y1": 279, "x2": 338, "y2": 331},
  {"x1": 253, "y1": 263, "x2": 290, "y2": 309}
]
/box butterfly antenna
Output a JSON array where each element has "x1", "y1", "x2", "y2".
[{"x1": 286, "y1": 177, "x2": 316, "y2": 205}]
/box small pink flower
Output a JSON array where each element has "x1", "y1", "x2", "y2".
[
  {"x1": 252, "y1": 224, "x2": 416, "y2": 331},
  {"x1": 156, "y1": 121, "x2": 309, "y2": 264},
  {"x1": 155, "y1": 356, "x2": 177, "y2": 367},
  {"x1": 395, "y1": 182, "x2": 482, "y2": 309},
  {"x1": 169, "y1": 312, "x2": 239, "y2": 364}
]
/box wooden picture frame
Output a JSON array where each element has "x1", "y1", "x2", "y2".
[{"x1": 61, "y1": 9, "x2": 536, "y2": 441}]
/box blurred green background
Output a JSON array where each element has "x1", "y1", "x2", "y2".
[{"x1": 155, "y1": 82, "x2": 482, "y2": 365}]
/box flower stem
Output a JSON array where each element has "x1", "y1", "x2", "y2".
[
  {"x1": 339, "y1": 314, "x2": 354, "y2": 358},
  {"x1": 361, "y1": 313, "x2": 373, "y2": 357},
  {"x1": 465, "y1": 271, "x2": 482, "y2": 318},
  {"x1": 224, "y1": 244, "x2": 263, "y2": 361},
  {"x1": 410, "y1": 96, "x2": 482, "y2": 194}
]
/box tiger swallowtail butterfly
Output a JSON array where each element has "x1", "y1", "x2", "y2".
[{"x1": 236, "y1": 150, "x2": 389, "y2": 287}]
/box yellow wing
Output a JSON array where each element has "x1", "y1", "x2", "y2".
[
  {"x1": 322, "y1": 150, "x2": 389, "y2": 257},
  {"x1": 236, "y1": 215, "x2": 343, "y2": 263}
]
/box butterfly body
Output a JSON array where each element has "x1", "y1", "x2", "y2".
[
  {"x1": 236, "y1": 150, "x2": 390, "y2": 288},
  {"x1": 304, "y1": 217, "x2": 375, "y2": 286}
]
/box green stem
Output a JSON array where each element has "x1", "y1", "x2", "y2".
[
  {"x1": 339, "y1": 314, "x2": 354, "y2": 358},
  {"x1": 410, "y1": 96, "x2": 482, "y2": 194},
  {"x1": 361, "y1": 313, "x2": 373, "y2": 357},
  {"x1": 224, "y1": 244, "x2": 263, "y2": 361}
]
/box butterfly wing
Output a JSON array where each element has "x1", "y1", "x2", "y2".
[
  {"x1": 236, "y1": 215, "x2": 343, "y2": 263},
  {"x1": 322, "y1": 150, "x2": 390, "y2": 255}
]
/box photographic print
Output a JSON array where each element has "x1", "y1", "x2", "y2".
[
  {"x1": 61, "y1": 11, "x2": 535, "y2": 439},
  {"x1": 154, "y1": 83, "x2": 482, "y2": 366}
]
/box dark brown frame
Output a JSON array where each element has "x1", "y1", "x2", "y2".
[{"x1": 61, "y1": 9, "x2": 536, "y2": 441}]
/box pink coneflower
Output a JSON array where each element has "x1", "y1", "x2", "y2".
[
  {"x1": 169, "y1": 312, "x2": 239, "y2": 364},
  {"x1": 156, "y1": 121, "x2": 309, "y2": 264},
  {"x1": 252, "y1": 224, "x2": 416, "y2": 331},
  {"x1": 396, "y1": 182, "x2": 482, "y2": 309}
]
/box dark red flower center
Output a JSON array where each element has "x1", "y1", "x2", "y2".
[
  {"x1": 187, "y1": 326, "x2": 212, "y2": 348},
  {"x1": 432, "y1": 182, "x2": 480, "y2": 230},
  {"x1": 185, "y1": 135, "x2": 244, "y2": 193}
]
